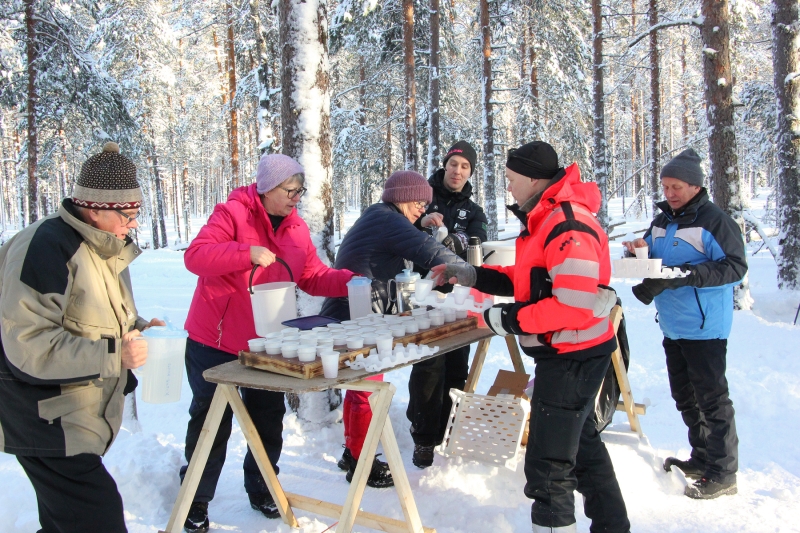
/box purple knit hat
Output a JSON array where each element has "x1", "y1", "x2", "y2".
[
  {"x1": 256, "y1": 154, "x2": 305, "y2": 194},
  {"x1": 381, "y1": 170, "x2": 433, "y2": 204}
]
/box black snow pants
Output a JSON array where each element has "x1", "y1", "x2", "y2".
[
  {"x1": 406, "y1": 345, "x2": 470, "y2": 446},
  {"x1": 179, "y1": 338, "x2": 286, "y2": 502},
  {"x1": 663, "y1": 337, "x2": 738, "y2": 483},
  {"x1": 524, "y1": 354, "x2": 630, "y2": 533},
  {"x1": 17, "y1": 453, "x2": 127, "y2": 533}
]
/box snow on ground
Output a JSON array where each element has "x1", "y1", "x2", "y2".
[{"x1": 1, "y1": 192, "x2": 799, "y2": 533}]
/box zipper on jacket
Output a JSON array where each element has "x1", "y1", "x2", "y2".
[
  {"x1": 216, "y1": 298, "x2": 232, "y2": 347},
  {"x1": 693, "y1": 288, "x2": 706, "y2": 330}
]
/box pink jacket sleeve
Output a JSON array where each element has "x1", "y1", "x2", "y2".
[
  {"x1": 296, "y1": 239, "x2": 354, "y2": 298},
  {"x1": 184, "y1": 203, "x2": 253, "y2": 277}
]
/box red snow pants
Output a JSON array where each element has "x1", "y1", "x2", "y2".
[{"x1": 343, "y1": 374, "x2": 384, "y2": 459}]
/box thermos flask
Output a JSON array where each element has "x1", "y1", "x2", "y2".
[{"x1": 467, "y1": 236, "x2": 483, "y2": 267}]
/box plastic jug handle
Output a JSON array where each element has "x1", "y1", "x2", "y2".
[{"x1": 248, "y1": 257, "x2": 294, "y2": 294}]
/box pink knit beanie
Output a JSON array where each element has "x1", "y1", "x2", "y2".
[
  {"x1": 256, "y1": 154, "x2": 305, "y2": 194},
  {"x1": 381, "y1": 170, "x2": 433, "y2": 204}
]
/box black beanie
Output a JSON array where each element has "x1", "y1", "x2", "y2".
[
  {"x1": 442, "y1": 141, "x2": 478, "y2": 176},
  {"x1": 660, "y1": 148, "x2": 704, "y2": 187},
  {"x1": 506, "y1": 141, "x2": 561, "y2": 179}
]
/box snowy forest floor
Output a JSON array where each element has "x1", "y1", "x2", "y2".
[{"x1": 1, "y1": 190, "x2": 798, "y2": 533}]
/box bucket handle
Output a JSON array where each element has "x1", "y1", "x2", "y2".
[
  {"x1": 482, "y1": 250, "x2": 496, "y2": 262},
  {"x1": 249, "y1": 257, "x2": 294, "y2": 294}
]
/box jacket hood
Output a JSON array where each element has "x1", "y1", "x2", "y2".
[
  {"x1": 429, "y1": 168, "x2": 474, "y2": 202},
  {"x1": 59, "y1": 199, "x2": 140, "y2": 260},
  {"x1": 540, "y1": 163, "x2": 600, "y2": 213}
]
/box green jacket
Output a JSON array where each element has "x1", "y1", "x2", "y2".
[{"x1": 0, "y1": 200, "x2": 147, "y2": 457}]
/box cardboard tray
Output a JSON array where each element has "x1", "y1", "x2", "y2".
[{"x1": 239, "y1": 316, "x2": 478, "y2": 379}]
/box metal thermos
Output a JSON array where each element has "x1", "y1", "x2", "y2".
[{"x1": 467, "y1": 236, "x2": 483, "y2": 267}]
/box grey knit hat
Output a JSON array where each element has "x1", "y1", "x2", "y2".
[
  {"x1": 381, "y1": 170, "x2": 433, "y2": 204},
  {"x1": 72, "y1": 142, "x2": 142, "y2": 209},
  {"x1": 256, "y1": 154, "x2": 305, "y2": 194},
  {"x1": 660, "y1": 148, "x2": 705, "y2": 187}
]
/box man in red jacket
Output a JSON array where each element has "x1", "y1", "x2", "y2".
[{"x1": 433, "y1": 142, "x2": 629, "y2": 533}]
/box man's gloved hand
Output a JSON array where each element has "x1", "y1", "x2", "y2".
[
  {"x1": 441, "y1": 232, "x2": 469, "y2": 255},
  {"x1": 430, "y1": 262, "x2": 477, "y2": 287},
  {"x1": 483, "y1": 303, "x2": 525, "y2": 337},
  {"x1": 632, "y1": 275, "x2": 691, "y2": 305}
]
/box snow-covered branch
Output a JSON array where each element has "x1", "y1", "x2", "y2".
[
  {"x1": 742, "y1": 211, "x2": 779, "y2": 262},
  {"x1": 628, "y1": 18, "x2": 703, "y2": 48}
]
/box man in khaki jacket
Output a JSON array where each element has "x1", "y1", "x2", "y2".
[{"x1": 0, "y1": 142, "x2": 163, "y2": 533}]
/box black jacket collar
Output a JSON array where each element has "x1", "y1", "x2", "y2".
[
  {"x1": 428, "y1": 169, "x2": 474, "y2": 202},
  {"x1": 656, "y1": 188, "x2": 709, "y2": 224}
]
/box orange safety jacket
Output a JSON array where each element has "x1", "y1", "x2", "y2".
[{"x1": 478, "y1": 163, "x2": 617, "y2": 360}]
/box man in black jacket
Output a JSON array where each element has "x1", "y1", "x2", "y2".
[{"x1": 407, "y1": 141, "x2": 488, "y2": 468}]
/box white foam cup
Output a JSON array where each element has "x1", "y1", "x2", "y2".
[
  {"x1": 281, "y1": 343, "x2": 299, "y2": 358},
  {"x1": 320, "y1": 351, "x2": 340, "y2": 378},
  {"x1": 443, "y1": 308, "x2": 457, "y2": 323},
  {"x1": 264, "y1": 340, "x2": 283, "y2": 355},
  {"x1": 415, "y1": 279, "x2": 434, "y2": 300},
  {"x1": 390, "y1": 325, "x2": 406, "y2": 337},
  {"x1": 247, "y1": 338, "x2": 266, "y2": 352},
  {"x1": 346, "y1": 337, "x2": 364, "y2": 350},
  {"x1": 415, "y1": 316, "x2": 431, "y2": 330},
  {"x1": 456, "y1": 309, "x2": 468, "y2": 320},
  {"x1": 452, "y1": 284, "x2": 471, "y2": 305},
  {"x1": 634, "y1": 246, "x2": 649, "y2": 260},
  {"x1": 297, "y1": 346, "x2": 317, "y2": 362},
  {"x1": 376, "y1": 335, "x2": 393, "y2": 354}
]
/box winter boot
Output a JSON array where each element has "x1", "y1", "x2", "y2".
[
  {"x1": 338, "y1": 447, "x2": 355, "y2": 471},
  {"x1": 684, "y1": 477, "x2": 738, "y2": 499},
  {"x1": 183, "y1": 501, "x2": 209, "y2": 533},
  {"x1": 663, "y1": 457, "x2": 704, "y2": 480},
  {"x1": 345, "y1": 454, "x2": 394, "y2": 488},
  {"x1": 412, "y1": 444, "x2": 435, "y2": 468},
  {"x1": 249, "y1": 491, "x2": 281, "y2": 519}
]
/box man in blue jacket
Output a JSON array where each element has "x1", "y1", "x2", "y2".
[{"x1": 624, "y1": 148, "x2": 747, "y2": 499}]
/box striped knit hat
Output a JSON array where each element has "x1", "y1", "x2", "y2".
[{"x1": 72, "y1": 142, "x2": 142, "y2": 209}]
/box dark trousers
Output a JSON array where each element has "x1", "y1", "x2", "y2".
[
  {"x1": 179, "y1": 338, "x2": 286, "y2": 502},
  {"x1": 524, "y1": 355, "x2": 630, "y2": 533},
  {"x1": 663, "y1": 337, "x2": 738, "y2": 483},
  {"x1": 17, "y1": 453, "x2": 127, "y2": 533},
  {"x1": 406, "y1": 345, "x2": 470, "y2": 446}
]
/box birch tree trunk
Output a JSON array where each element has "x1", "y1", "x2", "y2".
[
  {"x1": 25, "y1": 0, "x2": 38, "y2": 224},
  {"x1": 701, "y1": 0, "x2": 750, "y2": 309},
  {"x1": 480, "y1": 0, "x2": 497, "y2": 241},
  {"x1": 402, "y1": 0, "x2": 418, "y2": 171},
  {"x1": 773, "y1": 0, "x2": 800, "y2": 288},
  {"x1": 280, "y1": 0, "x2": 334, "y2": 263},
  {"x1": 427, "y1": 0, "x2": 441, "y2": 177},
  {"x1": 648, "y1": 0, "x2": 661, "y2": 211},
  {"x1": 592, "y1": 0, "x2": 609, "y2": 230},
  {"x1": 226, "y1": 1, "x2": 240, "y2": 188}
]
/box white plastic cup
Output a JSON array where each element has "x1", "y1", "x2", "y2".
[
  {"x1": 456, "y1": 309, "x2": 468, "y2": 320},
  {"x1": 390, "y1": 325, "x2": 406, "y2": 337},
  {"x1": 264, "y1": 340, "x2": 283, "y2": 355},
  {"x1": 247, "y1": 338, "x2": 266, "y2": 352},
  {"x1": 316, "y1": 334, "x2": 333, "y2": 344},
  {"x1": 297, "y1": 346, "x2": 317, "y2": 362},
  {"x1": 332, "y1": 335, "x2": 347, "y2": 346},
  {"x1": 443, "y1": 308, "x2": 456, "y2": 323},
  {"x1": 362, "y1": 332, "x2": 377, "y2": 345},
  {"x1": 281, "y1": 343, "x2": 299, "y2": 358},
  {"x1": 346, "y1": 337, "x2": 364, "y2": 350},
  {"x1": 634, "y1": 246, "x2": 649, "y2": 260},
  {"x1": 411, "y1": 308, "x2": 428, "y2": 317},
  {"x1": 281, "y1": 327, "x2": 300, "y2": 337},
  {"x1": 317, "y1": 342, "x2": 334, "y2": 356},
  {"x1": 376, "y1": 335, "x2": 393, "y2": 354},
  {"x1": 429, "y1": 313, "x2": 444, "y2": 327},
  {"x1": 452, "y1": 284, "x2": 471, "y2": 305},
  {"x1": 320, "y1": 351, "x2": 340, "y2": 378},
  {"x1": 415, "y1": 316, "x2": 431, "y2": 330},
  {"x1": 415, "y1": 278, "x2": 434, "y2": 300},
  {"x1": 311, "y1": 327, "x2": 329, "y2": 334},
  {"x1": 405, "y1": 321, "x2": 419, "y2": 334}
]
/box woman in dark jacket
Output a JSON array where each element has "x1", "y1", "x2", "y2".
[{"x1": 320, "y1": 170, "x2": 464, "y2": 488}]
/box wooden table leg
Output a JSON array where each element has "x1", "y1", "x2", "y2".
[
  {"x1": 221, "y1": 385, "x2": 298, "y2": 527},
  {"x1": 464, "y1": 338, "x2": 491, "y2": 393},
  {"x1": 379, "y1": 408, "x2": 425, "y2": 533},
  {"x1": 161, "y1": 387, "x2": 229, "y2": 533},
  {"x1": 504, "y1": 335, "x2": 527, "y2": 375},
  {"x1": 609, "y1": 306, "x2": 644, "y2": 438},
  {"x1": 336, "y1": 381, "x2": 396, "y2": 533}
]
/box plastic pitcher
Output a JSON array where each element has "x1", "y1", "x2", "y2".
[
  {"x1": 347, "y1": 276, "x2": 373, "y2": 319},
  {"x1": 249, "y1": 258, "x2": 298, "y2": 336},
  {"x1": 137, "y1": 326, "x2": 189, "y2": 404}
]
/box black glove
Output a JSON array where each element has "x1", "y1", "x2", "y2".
[
  {"x1": 483, "y1": 303, "x2": 525, "y2": 336},
  {"x1": 632, "y1": 276, "x2": 691, "y2": 305}
]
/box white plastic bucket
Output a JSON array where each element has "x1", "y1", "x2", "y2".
[
  {"x1": 482, "y1": 241, "x2": 516, "y2": 267},
  {"x1": 249, "y1": 260, "x2": 298, "y2": 336},
  {"x1": 137, "y1": 327, "x2": 188, "y2": 404}
]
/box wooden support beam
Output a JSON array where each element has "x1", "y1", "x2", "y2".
[
  {"x1": 616, "y1": 401, "x2": 646, "y2": 415},
  {"x1": 464, "y1": 337, "x2": 491, "y2": 393},
  {"x1": 504, "y1": 335, "x2": 526, "y2": 375}
]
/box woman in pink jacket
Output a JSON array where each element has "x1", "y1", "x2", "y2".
[{"x1": 180, "y1": 154, "x2": 354, "y2": 533}]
